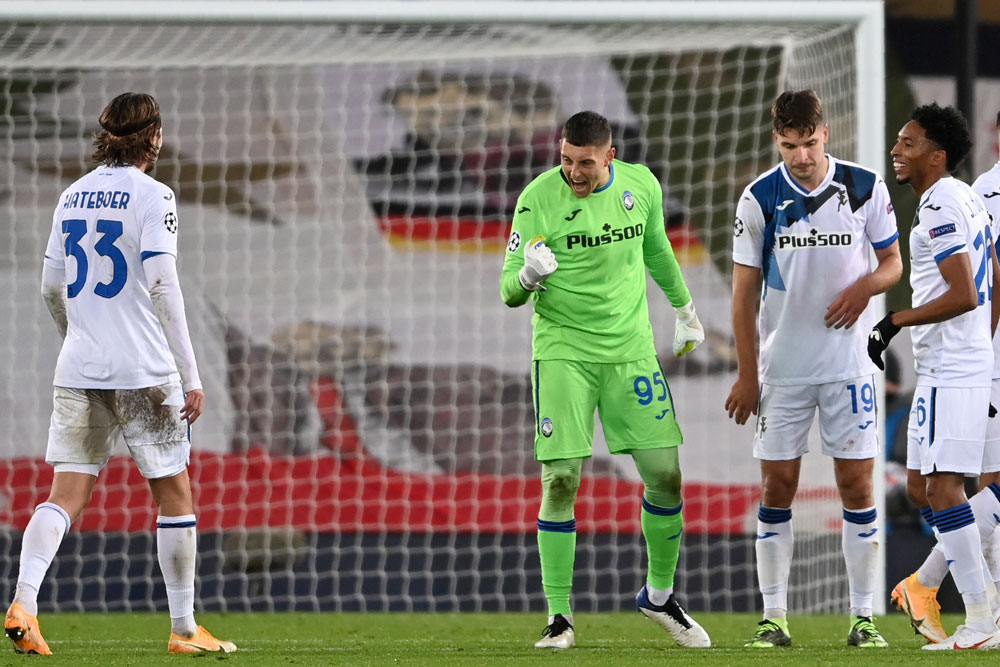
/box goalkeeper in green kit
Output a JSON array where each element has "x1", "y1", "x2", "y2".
[{"x1": 501, "y1": 111, "x2": 710, "y2": 650}]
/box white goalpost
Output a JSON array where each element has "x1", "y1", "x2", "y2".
[{"x1": 0, "y1": 1, "x2": 886, "y2": 615}]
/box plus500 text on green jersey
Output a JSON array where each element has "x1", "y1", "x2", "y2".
[{"x1": 501, "y1": 161, "x2": 691, "y2": 363}]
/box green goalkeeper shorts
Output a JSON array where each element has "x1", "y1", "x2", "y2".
[{"x1": 531, "y1": 357, "x2": 683, "y2": 461}]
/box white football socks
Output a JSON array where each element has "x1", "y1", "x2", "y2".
[
  {"x1": 917, "y1": 542, "x2": 949, "y2": 589},
  {"x1": 842, "y1": 507, "x2": 877, "y2": 618},
  {"x1": 756, "y1": 506, "x2": 793, "y2": 619},
  {"x1": 13, "y1": 502, "x2": 71, "y2": 617},
  {"x1": 157, "y1": 515, "x2": 198, "y2": 637}
]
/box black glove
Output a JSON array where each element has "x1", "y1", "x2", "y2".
[
  {"x1": 991, "y1": 403, "x2": 997, "y2": 418},
  {"x1": 867, "y1": 312, "x2": 900, "y2": 371}
]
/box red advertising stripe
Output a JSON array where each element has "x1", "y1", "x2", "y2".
[{"x1": 0, "y1": 452, "x2": 759, "y2": 534}]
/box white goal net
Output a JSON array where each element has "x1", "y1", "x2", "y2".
[{"x1": 0, "y1": 1, "x2": 884, "y2": 614}]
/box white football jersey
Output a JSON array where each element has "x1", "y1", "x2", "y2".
[
  {"x1": 733, "y1": 156, "x2": 898, "y2": 385},
  {"x1": 44, "y1": 165, "x2": 181, "y2": 389},
  {"x1": 971, "y1": 162, "x2": 1000, "y2": 380},
  {"x1": 909, "y1": 176, "x2": 993, "y2": 387}
]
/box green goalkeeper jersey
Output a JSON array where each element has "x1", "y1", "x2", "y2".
[{"x1": 500, "y1": 160, "x2": 691, "y2": 363}]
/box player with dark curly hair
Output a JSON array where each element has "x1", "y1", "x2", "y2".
[{"x1": 871, "y1": 103, "x2": 1000, "y2": 650}]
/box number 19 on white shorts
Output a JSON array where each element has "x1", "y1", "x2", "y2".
[{"x1": 753, "y1": 375, "x2": 879, "y2": 461}]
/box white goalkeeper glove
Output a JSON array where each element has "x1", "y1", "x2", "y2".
[
  {"x1": 673, "y1": 300, "x2": 705, "y2": 357},
  {"x1": 518, "y1": 236, "x2": 558, "y2": 292}
]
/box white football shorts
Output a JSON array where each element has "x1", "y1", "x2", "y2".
[
  {"x1": 906, "y1": 384, "x2": 990, "y2": 475},
  {"x1": 753, "y1": 375, "x2": 879, "y2": 461},
  {"x1": 46, "y1": 381, "x2": 190, "y2": 479}
]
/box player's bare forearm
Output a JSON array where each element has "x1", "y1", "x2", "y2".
[
  {"x1": 727, "y1": 264, "x2": 760, "y2": 424},
  {"x1": 825, "y1": 242, "x2": 902, "y2": 329},
  {"x1": 727, "y1": 310, "x2": 759, "y2": 424},
  {"x1": 893, "y1": 253, "x2": 979, "y2": 328}
]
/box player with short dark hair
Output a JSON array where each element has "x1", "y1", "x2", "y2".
[
  {"x1": 501, "y1": 110, "x2": 709, "y2": 650},
  {"x1": 727, "y1": 89, "x2": 902, "y2": 648},
  {"x1": 871, "y1": 103, "x2": 1000, "y2": 650},
  {"x1": 771, "y1": 88, "x2": 824, "y2": 137},
  {"x1": 4, "y1": 92, "x2": 235, "y2": 655}
]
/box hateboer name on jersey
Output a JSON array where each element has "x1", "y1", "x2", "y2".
[
  {"x1": 62, "y1": 190, "x2": 131, "y2": 210},
  {"x1": 775, "y1": 228, "x2": 853, "y2": 249},
  {"x1": 565, "y1": 222, "x2": 644, "y2": 249}
]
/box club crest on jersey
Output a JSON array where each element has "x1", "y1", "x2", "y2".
[
  {"x1": 507, "y1": 230, "x2": 521, "y2": 254},
  {"x1": 929, "y1": 223, "x2": 956, "y2": 238},
  {"x1": 540, "y1": 417, "x2": 554, "y2": 437},
  {"x1": 622, "y1": 190, "x2": 634, "y2": 211},
  {"x1": 164, "y1": 211, "x2": 177, "y2": 233}
]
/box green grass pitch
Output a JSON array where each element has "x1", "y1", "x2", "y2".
[{"x1": 11, "y1": 611, "x2": 993, "y2": 665}]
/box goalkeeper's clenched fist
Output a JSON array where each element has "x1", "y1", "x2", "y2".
[
  {"x1": 673, "y1": 300, "x2": 705, "y2": 357},
  {"x1": 519, "y1": 236, "x2": 558, "y2": 292}
]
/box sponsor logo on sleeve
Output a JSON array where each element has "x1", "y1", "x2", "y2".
[{"x1": 929, "y1": 223, "x2": 956, "y2": 238}]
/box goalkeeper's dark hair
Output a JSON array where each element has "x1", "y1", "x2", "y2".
[
  {"x1": 92, "y1": 92, "x2": 162, "y2": 168},
  {"x1": 911, "y1": 103, "x2": 972, "y2": 173},
  {"x1": 771, "y1": 89, "x2": 824, "y2": 136},
  {"x1": 562, "y1": 111, "x2": 612, "y2": 148}
]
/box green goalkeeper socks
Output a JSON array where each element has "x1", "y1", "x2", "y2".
[
  {"x1": 641, "y1": 497, "x2": 683, "y2": 590},
  {"x1": 537, "y1": 519, "x2": 576, "y2": 615},
  {"x1": 537, "y1": 459, "x2": 583, "y2": 615}
]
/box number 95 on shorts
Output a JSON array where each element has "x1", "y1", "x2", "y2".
[{"x1": 531, "y1": 357, "x2": 683, "y2": 461}]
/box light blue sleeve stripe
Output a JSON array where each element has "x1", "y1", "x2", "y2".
[
  {"x1": 933, "y1": 244, "x2": 964, "y2": 264},
  {"x1": 871, "y1": 231, "x2": 898, "y2": 250}
]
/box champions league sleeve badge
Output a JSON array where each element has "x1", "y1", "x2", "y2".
[
  {"x1": 622, "y1": 190, "x2": 634, "y2": 211},
  {"x1": 507, "y1": 230, "x2": 521, "y2": 254}
]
